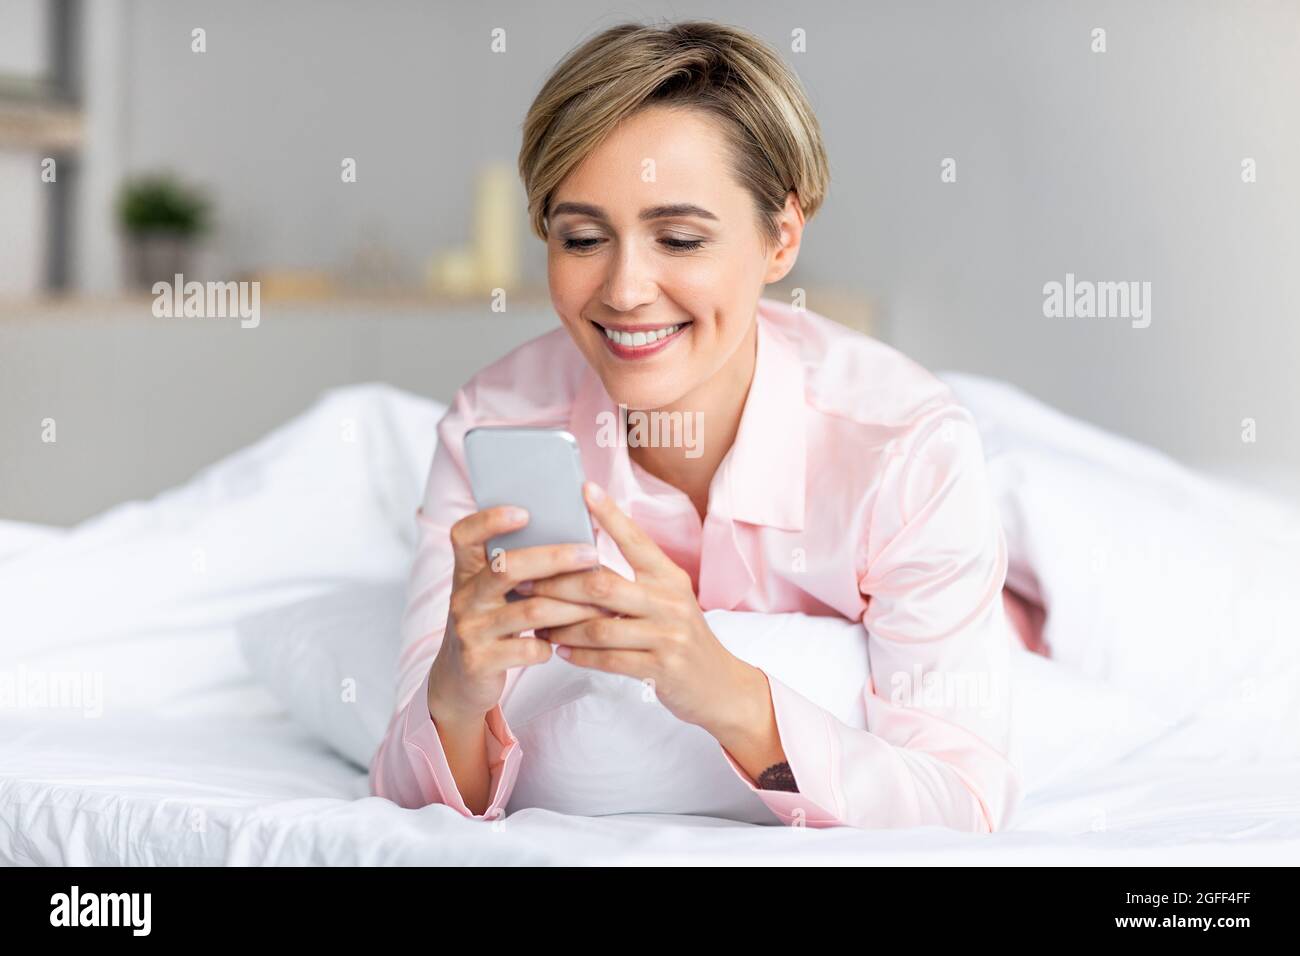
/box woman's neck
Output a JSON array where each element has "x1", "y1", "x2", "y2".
[{"x1": 627, "y1": 318, "x2": 758, "y2": 522}]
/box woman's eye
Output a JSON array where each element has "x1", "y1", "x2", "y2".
[{"x1": 560, "y1": 236, "x2": 705, "y2": 253}]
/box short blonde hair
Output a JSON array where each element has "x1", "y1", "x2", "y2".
[{"x1": 518, "y1": 19, "x2": 830, "y2": 252}]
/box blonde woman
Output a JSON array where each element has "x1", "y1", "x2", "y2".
[{"x1": 370, "y1": 20, "x2": 1029, "y2": 831}]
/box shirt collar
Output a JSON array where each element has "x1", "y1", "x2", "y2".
[{"x1": 567, "y1": 300, "x2": 807, "y2": 532}]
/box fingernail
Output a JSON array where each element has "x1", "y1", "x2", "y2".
[
  {"x1": 574, "y1": 545, "x2": 598, "y2": 563},
  {"x1": 556, "y1": 646, "x2": 572, "y2": 659},
  {"x1": 506, "y1": 506, "x2": 528, "y2": 523},
  {"x1": 584, "y1": 481, "x2": 605, "y2": 503},
  {"x1": 515, "y1": 580, "x2": 534, "y2": 594}
]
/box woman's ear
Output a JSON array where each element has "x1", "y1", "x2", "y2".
[{"x1": 763, "y1": 191, "x2": 806, "y2": 284}]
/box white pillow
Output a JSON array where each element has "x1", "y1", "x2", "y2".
[
  {"x1": 233, "y1": 581, "x2": 1181, "y2": 814},
  {"x1": 940, "y1": 372, "x2": 1300, "y2": 724},
  {"x1": 504, "y1": 610, "x2": 1179, "y2": 818},
  {"x1": 236, "y1": 580, "x2": 407, "y2": 768},
  {"x1": 502, "y1": 610, "x2": 871, "y2": 823}
]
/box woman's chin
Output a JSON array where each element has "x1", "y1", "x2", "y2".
[{"x1": 602, "y1": 379, "x2": 688, "y2": 412}]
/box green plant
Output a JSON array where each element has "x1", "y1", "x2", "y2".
[{"x1": 116, "y1": 173, "x2": 212, "y2": 237}]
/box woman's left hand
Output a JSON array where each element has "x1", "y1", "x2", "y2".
[{"x1": 526, "y1": 481, "x2": 765, "y2": 738}]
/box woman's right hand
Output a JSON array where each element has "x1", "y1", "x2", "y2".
[{"x1": 426, "y1": 505, "x2": 606, "y2": 726}]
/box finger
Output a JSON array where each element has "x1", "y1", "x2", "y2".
[
  {"x1": 538, "y1": 614, "x2": 660, "y2": 650},
  {"x1": 474, "y1": 540, "x2": 599, "y2": 602},
  {"x1": 479, "y1": 594, "x2": 613, "y2": 642},
  {"x1": 483, "y1": 632, "x2": 556, "y2": 671},
  {"x1": 555, "y1": 646, "x2": 655, "y2": 680},
  {"x1": 582, "y1": 481, "x2": 671, "y2": 574},
  {"x1": 527, "y1": 564, "x2": 647, "y2": 617},
  {"x1": 449, "y1": 505, "x2": 529, "y2": 580}
]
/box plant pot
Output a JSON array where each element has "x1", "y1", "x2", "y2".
[{"x1": 122, "y1": 230, "x2": 195, "y2": 291}]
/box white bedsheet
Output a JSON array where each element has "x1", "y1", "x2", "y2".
[
  {"x1": 3, "y1": 522, "x2": 1297, "y2": 866},
  {"x1": 3, "y1": 382, "x2": 1298, "y2": 865},
  {"x1": 4, "y1": 693, "x2": 1298, "y2": 865}
]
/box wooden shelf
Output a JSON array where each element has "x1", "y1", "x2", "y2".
[
  {"x1": 0, "y1": 285, "x2": 873, "y2": 334},
  {"x1": 0, "y1": 84, "x2": 83, "y2": 151}
]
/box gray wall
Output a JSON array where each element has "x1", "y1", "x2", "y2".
[
  {"x1": 3, "y1": 0, "x2": 1297, "y2": 522},
  {"x1": 0, "y1": 304, "x2": 563, "y2": 525}
]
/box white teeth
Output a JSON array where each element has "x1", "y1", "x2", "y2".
[{"x1": 603, "y1": 324, "x2": 683, "y2": 347}]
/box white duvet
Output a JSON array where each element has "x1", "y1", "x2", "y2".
[{"x1": 2, "y1": 377, "x2": 1299, "y2": 865}]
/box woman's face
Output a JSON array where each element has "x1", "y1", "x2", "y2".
[{"x1": 546, "y1": 105, "x2": 802, "y2": 411}]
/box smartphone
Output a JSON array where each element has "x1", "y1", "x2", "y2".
[{"x1": 463, "y1": 426, "x2": 598, "y2": 601}]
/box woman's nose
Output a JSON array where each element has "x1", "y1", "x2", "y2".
[{"x1": 601, "y1": 245, "x2": 657, "y2": 312}]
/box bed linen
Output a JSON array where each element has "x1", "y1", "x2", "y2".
[
  {"x1": 3, "y1": 699, "x2": 1298, "y2": 865},
  {"x1": 2, "y1": 379, "x2": 1298, "y2": 865}
]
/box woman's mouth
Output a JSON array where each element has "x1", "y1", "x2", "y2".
[{"x1": 590, "y1": 319, "x2": 692, "y2": 360}]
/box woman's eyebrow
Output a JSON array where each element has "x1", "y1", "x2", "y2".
[{"x1": 550, "y1": 201, "x2": 719, "y2": 222}]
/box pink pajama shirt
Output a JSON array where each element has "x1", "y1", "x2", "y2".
[{"x1": 370, "y1": 298, "x2": 1025, "y2": 831}]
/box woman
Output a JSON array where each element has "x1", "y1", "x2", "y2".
[{"x1": 370, "y1": 20, "x2": 1030, "y2": 831}]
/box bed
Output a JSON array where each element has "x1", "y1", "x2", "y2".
[
  {"x1": 5, "y1": 708, "x2": 1300, "y2": 866},
  {"x1": 3, "y1": 375, "x2": 1298, "y2": 866}
]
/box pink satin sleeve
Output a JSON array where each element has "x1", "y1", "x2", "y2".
[
  {"x1": 369, "y1": 668, "x2": 523, "y2": 818},
  {"x1": 719, "y1": 406, "x2": 1023, "y2": 831}
]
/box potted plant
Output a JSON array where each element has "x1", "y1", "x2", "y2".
[{"x1": 116, "y1": 173, "x2": 212, "y2": 290}]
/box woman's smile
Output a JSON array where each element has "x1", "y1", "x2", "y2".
[{"x1": 589, "y1": 318, "x2": 693, "y2": 361}]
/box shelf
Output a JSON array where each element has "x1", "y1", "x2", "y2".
[
  {"x1": 0, "y1": 83, "x2": 83, "y2": 151},
  {"x1": 0, "y1": 285, "x2": 872, "y2": 334}
]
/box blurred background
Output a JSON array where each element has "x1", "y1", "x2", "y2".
[{"x1": 1, "y1": 0, "x2": 1297, "y2": 525}]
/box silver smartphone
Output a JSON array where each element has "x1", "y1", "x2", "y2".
[{"x1": 463, "y1": 426, "x2": 598, "y2": 602}]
